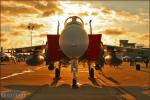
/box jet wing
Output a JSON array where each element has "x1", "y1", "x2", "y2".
[
  {"x1": 5, "y1": 45, "x2": 46, "y2": 53},
  {"x1": 103, "y1": 44, "x2": 150, "y2": 57},
  {"x1": 104, "y1": 44, "x2": 133, "y2": 51}
]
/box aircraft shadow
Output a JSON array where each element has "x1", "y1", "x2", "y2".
[
  {"x1": 50, "y1": 78, "x2": 60, "y2": 87},
  {"x1": 88, "y1": 77, "x2": 101, "y2": 87},
  {"x1": 100, "y1": 72, "x2": 119, "y2": 84},
  {"x1": 0, "y1": 63, "x2": 9, "y2": 65},
  {"x1": 140, "y1": 69, "x2": 150, "y2": 73},
  {"x1": 4, "y1": 84, "x2": 150, "y2": 100}
]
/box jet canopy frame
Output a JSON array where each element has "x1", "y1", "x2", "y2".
[{"x1": 64, "y1": 16, "x2": 84, "y2": 27}]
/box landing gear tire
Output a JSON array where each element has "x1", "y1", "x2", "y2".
[
  {"x1": 55, "y1": 68, "x2": 60, "y2": 80},
  {"x1": 95, "y1": 64, "x2": 100, "y2": 70},
  {"x1": 48, "y1": 64, "x2": 54, "y2": 70},
  {"x1": 72, "y1": 78, "x2": 78, "y2": 89},
  {"x1": 89, "y1": 68, "x2": 94, "y2": 79}
]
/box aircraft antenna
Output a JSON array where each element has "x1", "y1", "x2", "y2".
[
  {"x1": 89, "y1": 20, "x2": 92, "y2": 34},
  {"x1": 57, "y1": 21, "x2": 60, "y2": 35}
]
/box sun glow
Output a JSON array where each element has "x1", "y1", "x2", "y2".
[
  {"x1": 52, "y1": 2, "x2": 101, "y2": 34},
  {"x1": 1, "y1": 1, "x2": 149, "y2": 49}
]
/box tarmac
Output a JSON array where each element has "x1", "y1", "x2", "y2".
[{"x1": 0, "y1": 61, "x2": 150, "y2": 100}]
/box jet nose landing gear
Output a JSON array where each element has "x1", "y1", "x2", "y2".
[
  {"x1": 72, "y1": 78, "x2": 79, "y2": 89},
  {"x1": 71, "y1": 59, "x2": 79, "y2": 89}
]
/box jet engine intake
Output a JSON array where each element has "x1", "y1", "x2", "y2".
[{"x1": 26, "y1": 53, "x2": 44, "y2": 66}]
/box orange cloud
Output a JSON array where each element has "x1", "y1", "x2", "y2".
[
  {"x1": 78, "y1": 12, "x2": 89, "y2": 16},
  {"x1": 0, "y1": 38, "x2": 8, "y2": 42},
  {"x1": 39, "y1": 1, "x2": 63, "y2": 17},
  {"x1": 104, "y1": 28, "x2": 127, "y2": 35},
  {"x1": 0, "y1": 15, "x2": 15, "y2": 23},
  {"x1": 42, "y1": 10, "x2": 58, "y2": 17},
  {"x1": 101, "y1": 8, "x2": 112, "y2": 14},
  {"x1": 117, "y1": 10, "x2": 140, "y2": 22},
  {"x1": 34, "y1": 33, "x2": 48, "y2": 38},
  {"x1": 17, "y1": 23, "x2": 45, "y2": 30},
  {"x1": 1, "y1": 0, "x2": 63, "y2": 17},
  {"x1": 18, "y1": 1, "x2": 60, "y2": 12},
  {"x1": 1, "y1": 4, "x2": 39, "y2": 16},
  {"x1": 0, "y1": 32, "x2": 8, "y2": 42},
  {"x1": 11, "y1": 32, "x2": 22, "y2": 36},
  {"x1": 139, "y1": 34, "x2": 149, "y2": 40},
  {"x1": 118, "y1": 11, "x2": 132, "y2": 17},
  {"x1": 91, "y1": 12, "x2": 98, "y2": 16}
]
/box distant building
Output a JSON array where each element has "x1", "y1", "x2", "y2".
[
  {"x1": 136, "y1": 44, "x2": 144, "y2": 48},
  {"x1": 127, "y1": 43, "x2": 136, "y2": 48},
  {"x1": 120, "y1": 40, "x2": 128, "y2": 47},
  {"x1": 119, "y1": 40, "x2": 135, "y2": 48},
  {"x1": 0, "y1": 47, "x2": 4, "y2": 53},
  {"x1": 119, "y1": 40, "x2": 150, "y2": 58}
]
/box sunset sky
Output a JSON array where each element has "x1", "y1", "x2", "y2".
[{"x1": 1, "y1": 0, "x2": 149, "y2": 49}]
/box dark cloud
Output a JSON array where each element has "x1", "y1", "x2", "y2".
[
  {"x1": 104, "y1": 28, "x2": 127, "y2": 35},
  {"x1": 17, "y1": 23, "x2": 45, "y2": 30}
]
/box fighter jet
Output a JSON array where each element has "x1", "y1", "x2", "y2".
[
  {"x1": 5, "y1": 16, "x2": 149, "y2": 88},
  {"x1": 45, "y1": 16, "x2": 105, "y2": 88},
  {"x1": 5, "y1": 45, "x2": 46, "y2": 65},
  {"x1": 103, "y1": 46, "x2": 122, "y2": 67},
  {"x1": 0, "y1": 52, "x2": 10, "y2": 62},
  {"x1": 5, "y1": 16, "x2": 105, "y2": 88}
]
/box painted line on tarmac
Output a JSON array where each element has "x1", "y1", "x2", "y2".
[
  {"x1": 0, "y1": 70, "x2": 34, "y2": 80},
  {"x1": 0, "y1": 66, "x2": 45, "y2": 80}
]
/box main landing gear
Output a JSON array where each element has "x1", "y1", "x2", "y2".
[
  {"x1": 89, "y1": 68, "x2": 94, "y2": 79},
  {"x1": 48, "y1": 63, "x2": 54, "y2": 70},
  {"x1": 55, "y1": 68, "x2": 60, "y2": 80},
  {"x1": 48, "y1": 63, "x2": 61, "y2": 80},
  {"x1": 88, "y1": 61, "x2": 95, "y2": 79}
]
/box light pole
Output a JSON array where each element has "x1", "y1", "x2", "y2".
[{"x1": 28, "y1": 23, "x2": 34, "y2": 47}]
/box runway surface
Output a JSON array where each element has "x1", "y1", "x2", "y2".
[{"x1": 0, "y1": 62, "x2": 150, "y2": 100}]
